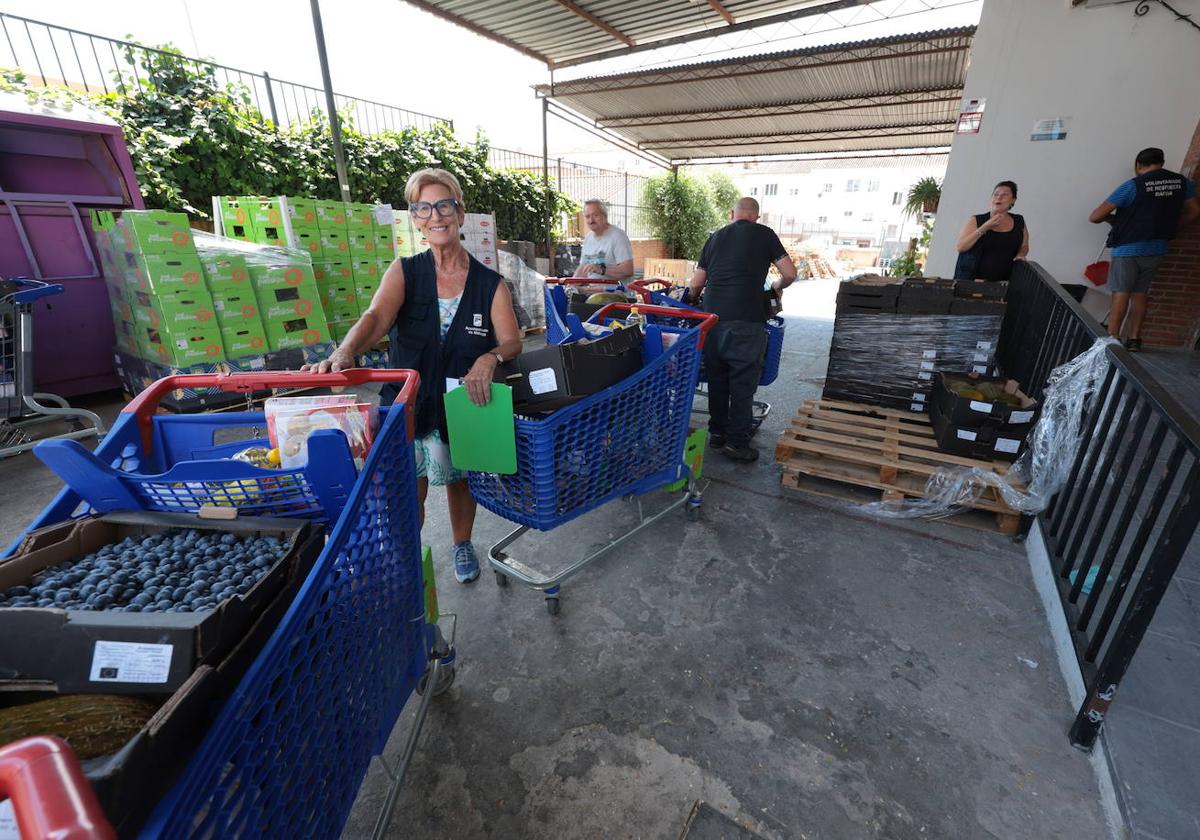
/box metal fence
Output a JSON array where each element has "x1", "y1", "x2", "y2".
[
  {"x1": 1001, "y1": 261, "x2": 1200, "y2": 749},
  {"x1": 487, "y1": 146, "x2": 654, "y2": 239},
  {"x1": 0, "y1": 11, "x2": 449, "y2": 133}
]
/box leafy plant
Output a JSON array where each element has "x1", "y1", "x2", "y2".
[
  {"x1": 639, "y1": 172, "x2": 719, "y2": 259},
  {"x1": 903, "y1": 176, "x2": 941, "y2": 218},
  {"x1": 705, "y1": 171, "x2": 740, "y2": 220},
  {"x1": 0, "y1": 47, "x2": 574, "y2": 242}
]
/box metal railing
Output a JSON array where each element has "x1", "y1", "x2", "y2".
[
  {"x1": 0, "y1": 12, "x2": 450, "y2": 133},
  {"x1": 487, "y1": 146, "x2": 654, "y2": 239},
  {"x1": 1001, "y1": 261, "x2": 1200, "y2": 749}
]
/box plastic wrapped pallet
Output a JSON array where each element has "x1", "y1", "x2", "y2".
[
  {"x1": 823, "y1": 313, "x2": 1003, "y2": 412},
  {"x1": 498, "y1": 249, "x2": 546, "y2": 332}
]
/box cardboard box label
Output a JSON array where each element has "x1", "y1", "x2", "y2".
[
  {"x1": 911, "y1": 392, "x2": 926, "y2": 402},
  {"x1": 529, "y1": 368, "x2": 558, "y2": 395},
  {"x1": 995, "y1": 437, "x2": 1021, "y2": 454},
  {"x1": 922, "y1": 350, "x2": 937, "y2": 359},
  {"x1": 90, "y1": 640, "x2": 174, "y2": 684},
  {"x1": 918, "y1": 372, "x2": 932, "y2": 381},
  {"x1": 1011, "y1": 410, "x2": 1035, "y2": 424},
  {"x1": 956, "y1": 429, "x2": 978, "y2": 442},
  {"x1": 972, "y1": 365, "x2": 988, "y2": 374},
  {"x1": 973, "y1": 351, "x2": 991, "y2": 363},
  {"x1": 977, "y1": 340, "x2": 995, "y2": 351},
  {"x1": 910, "y1": 403, "x2": 923, "y2": 412},
  {"x1": 969, "y1": 400, "x2": 992, "y2": 413},
  {"x1": 920, "y1": 361, "x2": 935, "y2": 371}
]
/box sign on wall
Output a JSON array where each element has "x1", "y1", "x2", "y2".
[
  {"x1": 955, "y1": 99, "x2": 986, "y2": 134},
  {"x1": 1031, "y1": 117, "x2": 1071, "y2": 141}
]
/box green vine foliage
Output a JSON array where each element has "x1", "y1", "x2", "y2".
[
  {"x1": 640, "y1": 171, "x2": 734, "y2": 259},
  {"x1": 1, "y1": 48, "x2": 574, "y2": 240}
]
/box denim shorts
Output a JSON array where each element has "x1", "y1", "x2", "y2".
[{"x1": 1108, "y1": 255, "x2": 1163, "y2": 294}]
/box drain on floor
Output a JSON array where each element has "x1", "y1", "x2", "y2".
[{"x1": 679, "y1": 800, "x2": 768, "y2": 840}]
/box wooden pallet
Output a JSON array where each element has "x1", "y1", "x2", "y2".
[
  {"x1": 520, "y1": 325, "x2": 546, "y2": 339},
  {"x1": 775, "y1": 399, "x2": 1022, "y2": 535}
]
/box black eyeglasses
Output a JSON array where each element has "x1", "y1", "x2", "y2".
[{"x1": 409, "y1": 198, "x2": 461, "y2": 219}]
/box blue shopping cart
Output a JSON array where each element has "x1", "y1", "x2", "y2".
[
  {"x1": 627, "y1": 280, "x2": 785, "y2": 431},
  {"x1": 471, "y1": 303, "x2": 716, "y2": 615},
  {"x1": 5, "y1": 369, "x2": 452, "y2": 840}
]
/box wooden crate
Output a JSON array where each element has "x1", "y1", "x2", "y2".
[
  {"x1": 642, "y1": 258, "x2": 696, "y2": 285},
  {"x1": 775, "y1": 399, "x2": 1022, "y2": 535}
]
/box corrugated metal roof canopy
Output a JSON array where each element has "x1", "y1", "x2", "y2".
[
  {"x1": 537, "y1": 27, "x2": 974, "y2": 162},
  {"x1": 401, "y1": 0, "x2": 871, "y2": 68}
]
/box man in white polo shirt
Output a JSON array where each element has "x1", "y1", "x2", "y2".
[{"x1": 573, "y1": 199, "x2": 634, "y2": 282}]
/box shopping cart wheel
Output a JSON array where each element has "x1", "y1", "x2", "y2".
[
  {"x1": 545, "y1": 596, "x2": 561, "y2": 616},
  {"x1": 417, "y1": 661, "x2": 456, "y2": 697},
  {"x1": 494, "y1": 570, "x2": 510, "y2": 587}
]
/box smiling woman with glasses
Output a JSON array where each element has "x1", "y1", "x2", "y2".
[{"x1": 305, "y1": 167, "x2": 522, "y2": 585}]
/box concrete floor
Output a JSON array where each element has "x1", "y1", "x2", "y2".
[{"x1": 0, "y1": 279, "x2": 1115, "y2": 839}]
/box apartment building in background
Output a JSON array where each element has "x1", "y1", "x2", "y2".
[{"x1": 724, "y1": 156, "x2": 948, "y2": 266}]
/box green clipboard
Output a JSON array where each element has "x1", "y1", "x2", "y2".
[{"x1": 444, "y1": 383, "x2": 518, "y2": 474}]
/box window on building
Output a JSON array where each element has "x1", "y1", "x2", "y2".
[
  {"x1": 862, "y1": 212, "x2": 874, "y2": 222},
  {"x1": 843, "y1": 210, "x2": 853, "y2": 217},
  {"x1": 868, "y1": 179, "x2": 880, "y2": 192},
  {"x1": 892, "y1": 191, "x2": 903, "y2": 206},
  {"x1": 846, "y1": 180, "x2": 861, "y2": 192},
  {"x1": 823, "y1": 183, "x2": 833, "y2": 193},
  {"x1": 750, "y1": 187, "x2": 758, "y2": 196},
  {"x1": 765, "y1": 183, "x2": 778, "y2": 196},
  {"x1": 886, "y1": 224, "x2": 899, "y2": 238},
  {"x1": 817, "y1": 215, "x2": 828, "y2": 223}
]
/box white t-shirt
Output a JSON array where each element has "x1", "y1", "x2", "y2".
[{"x1": 580, "y1": 225, "x2": 633, "y2": 276}]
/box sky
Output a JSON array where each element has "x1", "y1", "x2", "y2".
[{"x1": 0, "y1": 0, "x2": 982, "y2": 172}]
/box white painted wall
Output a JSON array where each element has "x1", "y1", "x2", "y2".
[{"x1": 927, "y1": 0, "x2": 1200, "y2": 287}]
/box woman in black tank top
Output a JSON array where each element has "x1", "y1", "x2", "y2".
[{"x1": 953, "y1": 181, "x2": 1030, "y2": 282}]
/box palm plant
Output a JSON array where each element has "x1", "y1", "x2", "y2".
[{"x1": 903, "y1": 177, "x2": 941, "y2": 218}]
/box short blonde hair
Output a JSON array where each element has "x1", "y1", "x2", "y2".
[{"x1": 405, "y1": 168, "x2": 465, "y2": 206}]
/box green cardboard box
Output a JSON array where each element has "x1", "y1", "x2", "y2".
[
  {"x1": 293, "y1": 229, "x2": 324, "y2": 260},
  {"x1": 201, "y1": 255, "x2": 252, "y2": 295},
  {"x1": 129, "y1": 254, "x2": 208, "y2": 293},
  {"x1": 258, "y1": 285, "x2": 322, "y2": 323},
  {"x1": 220, "y1": 323, "x2": 269, "y2": 357},
  {"x1": 141, "y1": 324, "x2": 226, "y2": 367},
  {"x1": 322, "y1": 261, "x2": 353, "y2": 283},
  {"x1": 344, "y1": 204, "x2": 375, "y2": 230},
  {"x1": 248, "y1": 263, "x2": 316, "y2": 294},
  {"x1": 316, "y1": 200, "x2": 347, "y2": 230},
  {"x1": 116, "y1": 211, "x2": 197, "y2": 256},
  {"x1": 264, "y1": 315, "x2": 329, "y2": 352},
  {"x1": 325, "y1": 298, "x2": 360, "y2": 322},
  {"x1": 327, "y1": 318, "x2": 356, "y2": 343},
  {"x1": 213, "y1": 290, "x2": 263, "y2": 330},
  {"x1": 131, "y1": 288, "x2": 217, "y2": 332},
  {"x1": 347, "y1": 230, "x2": 379, "y2": 258},
  {"x1": 319, "y1": 229, "x2": 350, "y2": 258},
  {"x1": 219, "y1": 197, "x2": 259, "y2": 242},
  {"x1": 355, "y1": 281, "x2": 380, "y2": 308},
  {"x1": 286, "y1": 198, "x2": 320, "y2": 227},
  {"x1": 318, "y1": 282, "x2": 357, "y2": 308},
  {"x1": 351, "y1": 260, "x2": 381, "y2": 284}
]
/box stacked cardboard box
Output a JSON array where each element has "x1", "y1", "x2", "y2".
[
  {"x1": 92, "y1": 210, "x2": 226, "y2": 368},
  {"x1": 928, "y1": 372, "x2": 1039, "y2": 462}
]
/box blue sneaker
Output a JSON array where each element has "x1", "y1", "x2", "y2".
[{"x1": 453, "y1": 541, "x2": 480, "y2": 584}]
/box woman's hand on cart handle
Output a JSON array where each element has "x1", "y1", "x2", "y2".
[
  {"x1": 302, "y1": 347, "x2": 356, "y2": 374},
  {"x1": 463, "y1": 354, "x2": 498, "y2": 406}
]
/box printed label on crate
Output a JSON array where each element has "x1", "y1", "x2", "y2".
[
  {"x1": 0, "y1": 800, "x2": 15, "y2": 840},
  {"x1": 90, "y1": 640, "x2": 174, "y2": 684},
  {"x1": 973, "y1": 351, "x2": 991, "y2": 363},
  {"x1": 528, "y1": 367, "x2": 558, "y2": 395},
  {"x1": 918, "y1": 371, "x2": 932, "y2": 380},
  {"x1": 977, "y1": 340, "x2": 996, "y2": 351},
  {"x1": 1011, "y1": 410, "x2": 1034, "y2": 424},
  {"x1": 911, "y1": 392, "x2": 926, "y2": 402},
  {"x1": 922, "y1": 350, "x2": 937, "y2": 359},
  {"x1": 969, "y1": 400, "x2": 992, "y2": 413},
  {"x1": 910, "y1": 403, "x2": 924, "y2": 412},
  {"x1": 956, "y1": 429, "x2": 978, "y2": 442},
  {"x1": 920, "y1": 361, "x2": 935, "y2": 371},
  {"x1": 972, "y1": 364, "x2": 988, "y2": 374},
  {"x1": 995, "y1": 437, "x2": 1021, "y2": 454}
]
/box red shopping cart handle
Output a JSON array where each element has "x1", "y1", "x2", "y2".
[
  {"x1": 592, "y1": 303, "x2": 718, "y2": 348},
  {"x1": 0, "y1": 736, "x2": 115, "y2": 840},
  {"x1": 123, "y1": 369, "x2": 420, "y2": 452}
]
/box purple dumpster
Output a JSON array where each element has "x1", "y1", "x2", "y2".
[{"x1": 0, "y1": 92, "x2": 143, "y2": 397}]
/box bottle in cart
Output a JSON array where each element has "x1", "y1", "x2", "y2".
[{"x1": 625, "y1": 306, "x2": 645, "y2": 332}]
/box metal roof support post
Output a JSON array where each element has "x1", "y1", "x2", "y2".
[
  {"x1": 310, "y1": 0, "x2": 352, "y2": 201},
  {"x1": 262, "y1": 71, "x2": 280, "y2": 126},
  {"x1": 543, "y1": 95, "x2": 552, "y2": 268}
]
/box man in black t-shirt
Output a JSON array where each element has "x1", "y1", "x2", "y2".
[{"x1": 688, "y1": 197, "x2": 798, "y2": 461}]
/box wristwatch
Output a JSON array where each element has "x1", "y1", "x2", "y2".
[{"x1": 493, "y1": 351, "x2": 504, "y2": 365}]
